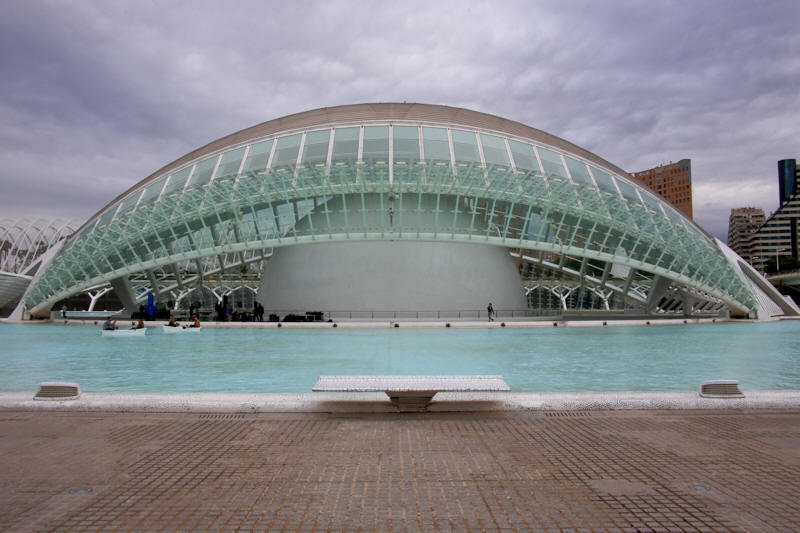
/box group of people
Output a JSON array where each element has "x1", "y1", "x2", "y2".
[
  {"x1": 166, "y1": 314, "x2": 201, "y2": 328},
  {"x1": 103, "y1": 316, "x2": 146, "y2": 330},
  {"x1": 212, "y1": 301, "x2": 265, "y2": 322},
  {"x1": 214, "y1": 301, "x2": 231, "y2": 322},
  {"x1": 106, "y1": 314, "x2": 199, "y2": 329},
  {"x1": 252, "y1": 302, "x2": 265, "y2": 322}
]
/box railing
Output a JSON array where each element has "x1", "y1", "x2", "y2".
[
  {"x1": 263, "y1": 308, "x2": 723, "y2": 322},
  {"x1": 263, "y1": 308, "x2": 573, "y2": 322},
  {"x1": 51, "y1": 307, "x2": 721, "y2": 323}
]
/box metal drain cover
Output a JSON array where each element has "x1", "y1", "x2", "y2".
[{"x1": 34, "y1": 382, "x2": 81, "y2": 400}]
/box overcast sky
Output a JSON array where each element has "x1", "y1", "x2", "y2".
[{"x1": 1, "y1": 0, "x2": 798, "y2": 241}]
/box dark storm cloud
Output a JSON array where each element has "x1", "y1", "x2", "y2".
[{"x1": 1, "y1": 0, "x2": 799, "y2": 241}]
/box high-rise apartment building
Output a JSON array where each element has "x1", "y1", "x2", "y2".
[
  {"x1": 728, "y1": 207, "x2": 765, "y2": 264},
  {"x1": 748, "y1": 159, "x2": 800, "y2": 272},
  {"x1": 631, "y1": 159, "x2": 693, "y2": 219}
]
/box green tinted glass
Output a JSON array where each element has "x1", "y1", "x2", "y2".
[
  {"x1": 422, "y1": 127, "x2": 450, "y2": 162},
  {"x1": 480, "y1": 134, "x2": 509, "y2": 166},
  {"x1": 242, "y1": 140, "x2": 273, "y2": 174},
  {"x1": 451, "y1": 129, "x2": 479, "y2": 163}
]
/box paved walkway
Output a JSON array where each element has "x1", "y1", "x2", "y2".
[{"x1": 2, "y1": 406, "x2": 799, "y2": 532}]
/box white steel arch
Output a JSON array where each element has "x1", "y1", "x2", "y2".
[
  {"x1": 21, "y1": 104, "x2": 763, "y2": 318},
  {"x1": 1, "y1": 218, "x2": 77, "y2": 313}
]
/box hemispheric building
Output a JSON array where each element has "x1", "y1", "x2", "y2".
[{"x1": 15, "y1": 103, "x2": 798, "y2": 320}]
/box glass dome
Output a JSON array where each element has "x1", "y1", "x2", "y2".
[{"x1": 22, "y1": 103, "x2": 757, "y2": 318}]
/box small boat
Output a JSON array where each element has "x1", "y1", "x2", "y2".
[
  {"x1": 161, "y1": 325, "x2": 202, "y2": 333},
  {"x1": 101, "y1": 327, "x2": 147, "y2": 337}
]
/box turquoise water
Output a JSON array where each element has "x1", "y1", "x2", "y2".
[{"x1": 1, "y1": 321, "x2": 799, "y2": 393}]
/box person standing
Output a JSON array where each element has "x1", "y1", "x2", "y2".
[{"x1": 487, "y1": 302, "x2": 494, "y2": 322}]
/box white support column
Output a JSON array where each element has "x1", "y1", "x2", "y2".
[
  {"x1": 645, "y1": 275, "x2": 672, "y2": 314},
  {"x1": 173, "y1": 287, "x2": 196, "y2": 310},
  {"x1": 107, "y1": 278, "x2": 134, "y2": 313},
  {"x1": 548, "y1": 285, "x2": 575, "y2": 311},
  {"x1": 587, "y1": 286, "x2": 613, "y2": 311}
]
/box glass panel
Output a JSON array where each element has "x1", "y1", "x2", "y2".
[
  {"x1": 422, "y1": 127, "x2": 450, "y2": 161},
  {"x1": 160, "y1": 167, "x2": 192, "y2": 198},
  {"x1": 480, "y1": 134, "x2": 509, "y2": 166},
  {"x1": 296, "y1": 198, "x2": 315, "y2": 221},
  {"x1": 451, "y1": 129, "x2": 480, "y2": 163},
  {"x1": 615, "y1": 177, "x2": 642, "y2": 204},
  {"x1": 564, "y1": 156, "x2": 593, "y2": 187},
  {"x1": 427, "y1": 162, "x2": 451, "y2": 187},
  {"x1": 95, "y1": 207, "x2": 117, "y2": 230},
  {"x1": 537, "y1": 147, "x2": 567, "y2": 179},
  {"x1": 215, "y1": 147, "x2": 246, "y2": 181},
  {"x1": 187, "y1": 156, "x2": 218, "y2": 189},
  {"x1": 255, "y1": 206, "x2": 278, "y2": 238},
  {"x1": 295, "y1": 162, "x2": 326, "y2": 190},
  {"x1": 193, "y1": 226, "x2": 214, "y2": 249},
  {"x1": 363, "y1": 126, "x2": 389, "y2": 163},
  {"x1": 271, "y1": 134, "x2": 301, "y2": 169},
  {"x1": 117, "y1": 189, "x2": 144, "y2": 216},
  {"x1": 590, "y1": 167, "x2": 618, "y2": 196},
  {"x1": 331, "y1": 127, "x2": 359, "y2": 162},
  {"x1": 276, "y1": 202, "x2": 296, "y2": 234},
  {"x1": 329, "y1": 160, "x2": 355, "y2": 185},
  {"x1": 640, "y1": 190, "x2": 663, "y2": 214},
  {"x1": 301, "y1": 129, "x2": 331, "y2": 165},
  {"x1": 526, "y1": 211, "x2": 551, "y2": 242},
  {"x1": 663, "y1": 203, "x2": 686, "y2": 224},
  {"x1": 455, "y1": 163, "x2": 486, "y2": 189},
  {"x1": 393, "y1": 126, "x2": 419, "y2": 161},
  {"x1": 137, "y1": 177, "x2": 168, "y2": 208},
  {"x1": 241, "y1": 140, "x2": 273, "y2": 174},
  {"x1": 392, "y1": 160, "x2": 413, "y2": 185},
  {"x1": 508, "y1": 140, "x2": 539, "y2": 172}
]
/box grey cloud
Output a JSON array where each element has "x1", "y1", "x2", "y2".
[{"x1": 1, "y1": 0, "x2": 799, "y2": 242}]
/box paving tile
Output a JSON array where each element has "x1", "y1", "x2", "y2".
[{"x1": 0, "y1": 410, "x2": 799, "y2": 532}]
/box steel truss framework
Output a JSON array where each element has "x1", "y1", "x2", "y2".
[
  {"x1": 23, "y1": 104, "x2": 756, "y2": 317},
  {"x1": 1, "y1": 219, "x2": 77, "y2": 276},
  {"x1": 1, "y1": 219, "x2": 77, "y2": 312}
]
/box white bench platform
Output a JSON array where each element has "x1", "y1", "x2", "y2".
[{"x1": 312, "y1": 375, "x2": 510, "y2": 410}]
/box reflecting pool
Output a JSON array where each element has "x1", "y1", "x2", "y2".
[{"x1": 1, "y1": 321, "x2": 799, "y2": 393}]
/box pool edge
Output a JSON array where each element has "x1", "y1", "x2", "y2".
[{"x1": 2, "y1": 390, "x2": 800, "y2": 413}]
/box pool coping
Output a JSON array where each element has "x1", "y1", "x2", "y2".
[
  {"x1": 8, "y1": 317, "x2": 743, "y2": 328},
  {"x1": 2, "y1": 390, "x2": 800, "y2": 413}
]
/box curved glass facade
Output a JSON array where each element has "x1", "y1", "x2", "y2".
[{"x1": 22, "y1": 104, "x2": 757, "y2": 317}]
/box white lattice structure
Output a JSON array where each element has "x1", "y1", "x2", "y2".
[
  {"x1": 0, "y1": 219, "x2": 77, "y2": 312},
  {"x1": 17, "y1": 104, "x2": 798, "y2": 320}
]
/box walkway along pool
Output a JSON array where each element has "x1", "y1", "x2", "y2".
[{"x1": 1, "y1": 320, "x2": 799, "y2": 393}]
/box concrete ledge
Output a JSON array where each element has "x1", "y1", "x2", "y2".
[
  {"x1": 313, "y1": 375, "x2": 511, "y2": 392},
  {"x1": 2, "y1": 390, "x2": 800, "y2": 413},
  {"x1": 313, "y1": 375, "x2": 511, "y2": 411}
]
